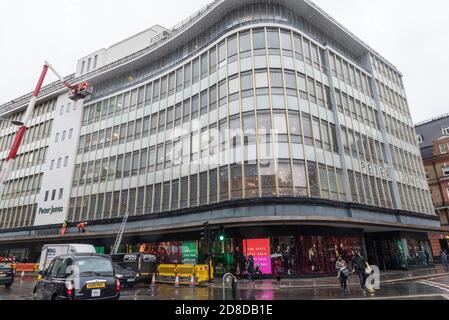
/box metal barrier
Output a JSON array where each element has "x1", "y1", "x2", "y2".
[{"x1": 222, "y1": 273, "x2": 238, "y2": 300}]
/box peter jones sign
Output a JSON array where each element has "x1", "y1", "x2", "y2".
[{"x1": 38, "y1": 206, "x2": 64, "y2": 215}]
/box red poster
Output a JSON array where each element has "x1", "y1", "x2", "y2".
[{"x1": 243, "y1": 238, "x2": 272, "y2": 274}]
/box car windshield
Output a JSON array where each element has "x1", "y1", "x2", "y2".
[{"x1": 75, "y1": 257, "x2": 113, "y2": 275}]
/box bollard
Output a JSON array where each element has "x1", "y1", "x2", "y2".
[
  {"x1": 231, "y1": 276, "x2": 238, "y2": 300},
  {"x1": 189, "y1": 274, "x2": 196, "y2": 288},
  {"x1": 174, "y1": 273, "x2": 180, "y2": 288},
  {"x1": 150, "y1": 273, "x2": 158, "y2": 288}
]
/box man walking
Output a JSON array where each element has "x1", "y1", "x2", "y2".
[
  {"x1": 351, "y1": 250, "x2": 368, "y2": 296},
  {"x1": 441, "y1": 249, "x2": 448, "y2": 270}
]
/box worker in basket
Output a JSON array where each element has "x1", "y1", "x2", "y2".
[{"x1": 76, "y1": 221, "x2": 88, "y2": 233}]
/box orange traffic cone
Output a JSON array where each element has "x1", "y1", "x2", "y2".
[
  {"x1": 174, "y1": 273, "x2": 180, "y2": 288},
  {"x1": 189, "y1": 274, "x2": 196, "y2": 288},
  {"x1": 150, "y1": 273, "x2": 157, "y2": 288}
]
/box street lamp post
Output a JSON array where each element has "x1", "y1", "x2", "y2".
[{"x1": 0, "y1": 117, "x2": 24, "y2": 127}]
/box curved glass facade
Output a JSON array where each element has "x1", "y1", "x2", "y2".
[{"x1": 68, "y1": 18, "x2": 433, "y2": 223}]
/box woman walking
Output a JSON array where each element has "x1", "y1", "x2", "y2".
[
  {"x1": 246, "y1": 255, "x2": 256, "y2": 288},
  {"x1": 336, "y1": 256, "x2": 349, "y2": 295}
]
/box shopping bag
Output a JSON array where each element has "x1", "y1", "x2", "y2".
[{"x1": 341, "y1": 267, "x2": 351, "y2": 277}]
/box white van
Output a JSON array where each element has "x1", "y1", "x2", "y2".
[{"x1": 38, "y1": 244, "x2": 96, "y2": 271}]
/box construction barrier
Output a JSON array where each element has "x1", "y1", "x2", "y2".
[
  {"x1": 195, "y1": 264, "x2": 213, "y2": 284},
  {"x1": 158, "y1": 264, "x2": 177, "y2": 277},
  {"x1": 14, "y1": 263, "x2": 36, "y2": 273},
  {"x1": 177, "y1": 264, "x2": 195, "y2": 278},
  {"x1": 156, "y1": 264, "x2": 214, "y2": 285}
]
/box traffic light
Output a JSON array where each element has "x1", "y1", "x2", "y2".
[
  {"x1": 209, "y1": 229, "x2": 217, "y2": 242},
  {"x1": 200, "y1": 222, "x2": 209, "y2": 240},
  {"x1": 218, "y1": 226, "x2": 225, "y2": 241}
]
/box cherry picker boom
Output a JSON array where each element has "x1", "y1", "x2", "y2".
[{"x1": 0, "y1": 61, "x2": 92, "y2": 192}]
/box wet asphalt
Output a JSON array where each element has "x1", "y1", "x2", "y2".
[{"x1": 2, "y1": 274, "x2": 449, "y2": 300}]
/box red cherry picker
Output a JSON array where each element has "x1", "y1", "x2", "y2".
[{"x1": 0, "y1": 61, "x2": 92, "y2": 189}]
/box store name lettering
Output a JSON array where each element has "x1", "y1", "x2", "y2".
[
  {"x1": 38, "y1": 206, "x2": 64, "y2": 215},
  {"x1": 360, "y1": 161, "x2": 392, "y2": 180},
  {"x1": 397, "y1": 173, "x2": 424, "y2": 189}
]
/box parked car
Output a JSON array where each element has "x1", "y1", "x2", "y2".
[
  {"x1": 114, "y1": 263, "x2": 138, "y2": 288},
  {"x1": 33, "y1": 253, "x2": 120, "y2": 300},
  {"x1": 110, "y1": 253, "x2": 157, "y2": 284},
  {"x1": 0, "y1": 262, "x2": 14, "y2": 288}
]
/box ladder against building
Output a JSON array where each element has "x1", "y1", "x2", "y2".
[{"x1": 111, "y1": 212, "x2": 130, "y2": 254}]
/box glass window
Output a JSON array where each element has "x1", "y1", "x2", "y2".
[
  {"x1": 307, "y1": 161, "x2": 320, "y2": 197},
  {"x1": 180, "y1": 177, "x2": 188, "y2": 209},
  {"x1": 293, "y1": 160, "x2": 307, "y2": 196},
  {"x1": 278, "y1": 160, "x2": 293, "y2": 195},
  {"x1": 190, "y1": 175, "x2": 198, "y2": 207},
  {"x1": 267, "y1": 29, "x2": 280, "y2": 49},
  {"x1": 228, "y1": 36, "x2": 237, "y2": 57},
  {"x1": 260, "y1": 159, "x2": 276, "y2": 196},
  {"x1": 240, "y1": 31, "x2": 251, "y2": 52},
  {"x1": 230, "y1": 164, "x2": 243, "y2": 199},
  {"x1": 281, "y1": 31, "x2": 292, "y2": 51},
  {"x1": 244, "y1": 161, "x2": 259, "y2": 198},
  {"x1": 270, "y1": 70, "x2": 283, "y2": 88},
  {"x1": 253, "y1": 29, "x2": 266, "y2": 51},
  {"x1": 219, "y1": 166, "x2": 229, "y2": 201},
  {"x1": 256, "y1": 71, "x2": 269, "y2": 88}
]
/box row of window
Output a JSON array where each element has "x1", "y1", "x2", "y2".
[
  {"x1": 334, "y1": 88, "x2": 379, "y2": 130},
  {"x1": 59, "y1": 103, "x2": 76, "y2": 115},
  {"x1": 383, "y1": 112, "x2": 416, "y2": 146},
  {"x1": 328, "y1": 52, "x2": 372, "y2": 97},
  {"x1": 49, "y1": 156, "x2": 69, "y2": 170},
  {"x1": 376, "y1": 80, "x2": 409, "y2": 117},
  {"x1": 68, "y1": 160, "x2": 346, "y2": 222},
  {"x1": 371, "y1": 54, "x2": 404, "y2": 91},
  {"x1": 397, "y1": 182, "x2": 432, "y2": 214},
  {"x1": 55, "y1": 128, "x2": 74, "y2": 143},
  {"x1": 389, "y1": 144, "x2": 425, "y2": 178},
  {"x1": 340, "y1": 125, "x2": 388, "y2": 166},
  {"x1": 0, "y1": 204, "x2": 37, "y2": 230},
  {"x1": 44, "y1": 188, "x2": 64, "y2": 202},
  {"x1": 8, "y1": 147, "x2": 48, "y2": 171},
  {"x1": 80, "y1": 55, "x2": 98, "y2": 75},
  {"x1": 0, "y1": 173, "x2": 43, "y2": 200},
  {"x1": 73, "y1": 109, "x2": 339, "y2": 188},
  {"x1": 0, "y1": 99, "x2": 56, "y2": 133},
  {"x1": 0, "y1": 120, "x2": 53, "y2": 152}
]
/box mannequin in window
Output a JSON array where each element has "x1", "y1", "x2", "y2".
[{"x1": 308, "y1": 244, "x2": 318, "y2": 272}]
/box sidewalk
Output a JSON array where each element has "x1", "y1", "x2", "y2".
[{"x1": 211, "y1": 265, "x2": 449, "y2": 290}]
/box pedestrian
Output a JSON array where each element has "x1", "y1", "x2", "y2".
[
  {"x1": 246, "y1": 255, "x2": 256, "y2": 288},
  {"x1": 351, "y1": 250, "x2": 368, "y2": 296},
  {"x1": 441, "y1": 249, "x2": 448, "y2": 270},
  {"x1": 76, "y1": 221, "x2": 87, "y2": 233},
  {"x1": 274, "y1": 257, "x2": 283, "y2": 285},
  {"x1": 336, "y1": 256, "x2": 349, "y2": 295},
  {"x1": 234, "y1": 246, "x2": 245, "y2": 279},
  {"x1": 424, "y1": 250, "x2": 430, "y2": 265}
]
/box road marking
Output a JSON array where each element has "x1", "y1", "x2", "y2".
[{"x1": 418, "y1": 280, "x2": 449, "y2": 293}]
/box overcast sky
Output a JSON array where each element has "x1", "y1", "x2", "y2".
[{"x1": 0, "y1": 0, "x2": 448, "y2": 123}]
